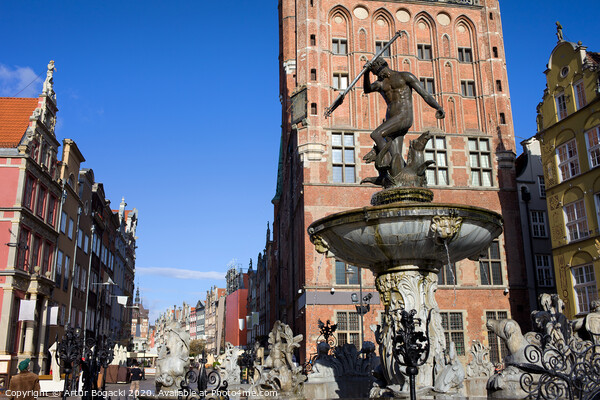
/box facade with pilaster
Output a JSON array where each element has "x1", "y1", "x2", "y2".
[
  {"x1": 535, "y1": 35, "x2": 600, "y2": 319},
  {"x1": 273, "y1": 0, "x2": 527, "y2": 366}
]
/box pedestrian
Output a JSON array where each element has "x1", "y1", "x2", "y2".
[
  {"x1": 8, "y1": 359, "x2": 40, "y2": 400},
  {"x1": 129, "y1": 361, "x2": 143, "y2": 399}
]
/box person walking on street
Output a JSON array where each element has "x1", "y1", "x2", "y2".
[
  {"x1": 129, "y1": 361, "x2": 143, "y2": 399},
  {"x1": 8, "y1": 359, "x2": 40, "y2": 400}
]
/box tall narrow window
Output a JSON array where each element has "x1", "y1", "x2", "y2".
[
  {"x1": 555, "y1": 92, "x2": 567, "y2": 120},
  {"x1": 586, "y1": 126, "x2": 600, "y2": 169},
  {"x1": 16, "y1": 228, "x2": 30, "y2": 270},
  {"x1": 487, "y1": 311, "x2": 509, "y2": 364},
  {"x1": 469, "y1": 138, "x2": 493, "y2": 187},
  {"x1": 480, "y1": 239, "x2": 502, "y2": 285},
  {"x1": 499, "y1": 113, "x2": 506, "y2": 124},
  {"x1": 56, "y1": 249, "x2": 64, "y2": 285},
  {"x1": 36, "y1": 186, "x2": 47, "y2": 218},
  {"x1": 538, "y1": 176, "x2": 546, "y2": 198},
  {"x1": 23, "y1": 175, "x2": 36, "y2": 210},
  {"x1": 336, "y1": 311, "x2": 360, "y2": 349},
  {"x1": 492, "y1": 47, "x2": 498, "y2": 58},
  {"x1": 458, "y1": 47, "x2": 472, "y2": 62},
  {"x1": 417, "y1": 44, "x2": 432, "y2": 60},
  {"x1": 535, "y1": 254, "x2": 554, "y2": 287},
  {"x1": 332, "y1": 38, "x2": 347, "y2": 55},
  {"x1": 564, "y1": 199, "x2": 589, "y2": 242},
  {"x1": 375, "y1": 41, "x2": 390, "y2": 57},
  {"x1": 440, "y1": 312, "x2": 465, "y2": 355},
  {"x1": 46, "y1": 195, "x2": 57, "y2": 226},
  {"x1": 332, "y1": 73, "x2": 349, "y2": 90},
  {"x1": 574, "y1": 80, "x2": 586, "y2": 110},
  {"x1": 556, "y1": 139, "x2": 580, "y2": 181},
  {"x1": 310, "y1": 34, "x2": 316, "y2": 46},
  {"x1": 419, "y1": 77, "x2": 435, "y2": 94},
  {"x1": 572, "y1": 264, "x2": 598, "y2": 314},
  {"x1": 310, "y1": 103, "x2": 318, "y2": 116},
  {"x1": 310, "y1": 69, "x2": 317, "y2": 81},
  {"x1": 425, "y1": 136, "x2": 449, "y2": 186},
  {"x1": 530, "y1": 210, "x2": 548, "y2": 238},
  {"x1": 332, "y1": 132, "x2": 355, "y2": 183},
  {"x1": 461, "y1": 81, "x2": 476, "y2": 97},
  {"x1": 496, "y1": 80, "x2": 503, "y2": 92}
]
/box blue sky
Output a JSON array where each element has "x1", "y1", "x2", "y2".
[{"x1": 1, "y1": 1, "x2": 599, "y2": 322}]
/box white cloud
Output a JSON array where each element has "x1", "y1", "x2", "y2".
[
  {"x1": 0, "y1": 64, "x2": 41, "y2": 97},
  {"x1": 136, "y1": 267, "x2": 225, "y2": 280}
]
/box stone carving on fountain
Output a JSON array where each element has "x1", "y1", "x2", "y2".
[
  {"x1": 466, "y1": 340, "x2": 494, "y2": 378},
  {"x1": 308, "y1": 341, "x2": 379, "y2": 381},
  {"x1": 487, "y1": 294, "x2": 600, "y2": 399},
  {"x1": 217, "y1": 342, "x2": 243, "y2": 385},
  {"x1": 433, "y1": 342, "x2": 466, "y2": 394},
  {"x1": 251, "y1": 321, "x2": 306, "y2": 398},
  {"x1": 156, "y1": 321, "x2": 190, "y2": 390}
]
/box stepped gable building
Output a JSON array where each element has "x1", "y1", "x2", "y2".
[
  {"x1": 273, "y1": 0, "x2": 528, "y2": 365},
  {"x1": 535, "y1": 29, "x2": 600, "y2": 318}
]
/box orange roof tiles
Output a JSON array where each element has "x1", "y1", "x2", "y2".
[{"x1": 0, "y1": 97, "x2": 38, "y2": 148}]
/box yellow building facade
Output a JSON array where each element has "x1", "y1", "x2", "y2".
[{"x1": 536, "y1": 35, "x2": 600, "y2": 318}]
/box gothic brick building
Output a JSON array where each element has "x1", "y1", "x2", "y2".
[{"x1": 272, "y1": 0, "x2": 529, "y2": 365}]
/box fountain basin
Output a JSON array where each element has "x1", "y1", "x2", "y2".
[{"x1": 308, "y1": 203, "x2": 503, "y2": 274}]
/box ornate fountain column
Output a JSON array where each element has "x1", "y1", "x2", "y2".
[{"x1": 374, "y1": 269, "x2": 445, "y2": 389}]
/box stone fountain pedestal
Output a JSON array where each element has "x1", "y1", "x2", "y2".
[{"x1": 308, "y1": 187, "x2": 503, "y2": 396}]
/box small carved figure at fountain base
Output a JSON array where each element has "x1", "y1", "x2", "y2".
[{"x1": 250, "y1": 321, "x2": 305, "y2": 399}]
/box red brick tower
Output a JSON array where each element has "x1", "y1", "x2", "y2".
[{"x1": 273, "y1": 0, "x2": 528, "y2": 366}]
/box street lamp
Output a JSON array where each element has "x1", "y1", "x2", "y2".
[{"x1": 350, "y1": 266, "x2": 373, "y2": 346}]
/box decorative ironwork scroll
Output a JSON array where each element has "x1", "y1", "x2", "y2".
[{"x1": 178, "y1": 351, "x2": 229, "y2": 400}]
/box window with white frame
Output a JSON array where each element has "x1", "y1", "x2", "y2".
[
  {"x1": 60, "y1": 211, "x2": 67, "y2": 233},
  {"x1": 332, "y1": 38, "x2": 347, "y2": 55},
  {"x1": 556, "y1": 139, "x2": 580, "y2": 181},
  {"x1": 425, "y1": 136, "x2": 449, "y2": 186},
  {"x1": 555, "y1": 92, "x2": 567, "y2": 120},
  {"x1": 595, "y1": 192, "x2": 600, "y2": 230},
  {"x1": 572, "y1": 264, "x2": 598, "y2": 314},
  {"x1": 332, "y1": 73, "x2": 349, "y2": 90},
  {"x1": 440, "y1": 311, "x2": 465, "y2": 355},
  {"x1": 336, "y1": 311, "x2": 360, "y2": 348},
  {"x1": 564, "y1": 199, "x2": 589, "y2": 242},
  {"x1": 419, "y1": 77, "x2": 435, "y2": 94},
  {"x1": 56, "y1": 250, "x2": 63, "y2": 285},
  {"x1": 530, "y1": 210, "x2": 548, "y2": 238},
  {"x1": 535, "y1": 254, "x2": 554, "y2": 287},
  {"x1": 574, "y1": 80, "x2": 586, "y2": 110},
  {"x1": 417, "y1": 44, "x2": 432, "y2": 60},
  {"x1": 332, "y1": 132, "x2": 355, "y2": 183},
  {"x1": 469, "y1": 138, "x2": 493, "y2": 187},
  {"x1": 458, "y1": 47, "x2": 472, "y2": 63},
  {"x1": 461, "y1": 80, "x2": 476, "y2": 97},
  {"x1": 538, "y1": 176, "x2": 546, "y2": 198},
  {"x1": 375, "y1": 41, "x2": 390, "y2": 57},
  {"x1": 586, "y1": 126, "x2": 600, "y2": 169}
]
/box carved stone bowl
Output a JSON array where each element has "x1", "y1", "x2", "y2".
[{"x1": 307, "y1": 203, "x2": 503, "y2": 274}]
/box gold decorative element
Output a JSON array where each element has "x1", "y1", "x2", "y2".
[
  {"x1": 430, "y1": 215, "x2": 463, "y2": 243},
  {"x1": 311, "y1": 234, "x2": 329, "y2": 254},
  {"x1": 596, "y1": 239, "x2": 600, "y2": 256}
]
